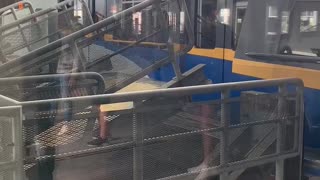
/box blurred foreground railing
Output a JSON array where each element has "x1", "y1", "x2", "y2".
[{"x1": 0, "y1": 78, "x2": 304, "y2": 180}]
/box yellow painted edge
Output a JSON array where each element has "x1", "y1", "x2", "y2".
[
  {"x1": 104, "y1": 34, "x2": 113, "y2": 40},
  {"x1": 187, "y1": 47, "x2": 234, "y2": 62},
  {"x1": 187, "y1": 47, "x2": 320, "y2": 89},
  {"x1": 232, "y1": 58, "x2": 320, "y2": 89},
  {"x1": 103, "y1": 34, "x2": 166, "y2": 47},
  {"x1": 101, "y1": 35, "x2": 320, "y2": 89},
  {"x1": 224, "y1": 49, "x2": 235, "y2": 61},
  {"x1": 188, "y1": 47, "x2": 224, "y2": 59}
]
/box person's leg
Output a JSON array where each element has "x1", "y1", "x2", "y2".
[
  {"x1": 99, "y1": 110, "x2": 108, "y2": 140},
  {"x1": 58, "y1": 76, "x2": 73, "y2": 135},
  {"x1": 189, "y1": 104, "x2": 213, "y2": 176},
  {"x1": 88, "y1": 107, "x2": 109, "y2": 146}
]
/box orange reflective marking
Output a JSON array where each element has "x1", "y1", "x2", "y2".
[{"x1": 18, "y1": 2, "x2": 24, "y2": 10}]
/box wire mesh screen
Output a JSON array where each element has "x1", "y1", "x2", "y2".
[
  {"x1": 0, "y1": 116, "x2": 14, "y2": 163},
  {"x1": 0, "y1": 0, "x2": 93, "y2": 64},
  {"x1": 15, "y1": 80, "x2": 303, "y2": 180},
  {"x1": 0, "y1": 170, "x2": 14, "y2": 180},
  {"x1": 0, "y1": 74, "x2": 104, "y2": 102},
  {"x1": 0, "y1": 106, "x2": 23, "y2": 180}
]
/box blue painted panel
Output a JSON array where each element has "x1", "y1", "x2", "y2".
[{"x1": 95, "y1": 39, "x2": 320, "y2": 148}]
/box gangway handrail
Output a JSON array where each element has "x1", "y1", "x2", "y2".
[
  {"x1": 0, "y1": 0, "x2": 94, "y2": 65},
  {"x1": 0, "y1": 72, "x2": 106, "y2": 95},
  {"x1": 0, "y1": 0, "x2": 194, "y2": 78},
  {"x1": 17, "y1": 78, "x2": 304, "y2": 106},
  {"x1": 0, "y1": 0, "x2": 77, "y2": 32},
  {"x1": 0, "y1": 1, "x2": 34, "y2": 16},
  {"x1": 1, "y1": 78, "x2": 304, "y2": 180}
]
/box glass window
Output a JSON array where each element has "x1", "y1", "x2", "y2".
[
  {"x1": 300, "y1": 10, "x2": 318, "y2": 32},
  {"x1": 195, "y1": 0, "x2": 218, "y2": 48},
  {"x1": 236, "y1": 0, "x2": 320, "y2": 66},
  {"x1": 281, "y1": 11, "x2": 289, "y2": 34},
  {"x1": 268, "y1": 5, "x2": 278, "y2": 18},
  {"x1": 233, "y1": 1, "x2": 247, "y2": 48}
]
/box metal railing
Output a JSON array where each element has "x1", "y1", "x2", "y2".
[
  {"x1": 0, "y1": 1, "x2": 34, "y2": 17},
  {"x1": 0, "y1": 0, "x2": 93, "y2": 64},
  {"x1": 0, "y1": 78, "x2": 304, "y2": 180},
  {"x1": 0, "y1": 72, "x2": 106, "y2": 101},
  {"x1": 0, "y1": 0, "x2": 194, "y2": 93}
]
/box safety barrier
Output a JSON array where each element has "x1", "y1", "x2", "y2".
[
  {"x1": 0, "y1": 0, "x2": 93, "y2": 64},
  {"x1": 0, "y1": 78, "x2": 304, "y2": 180},
  {"x1": 0, "y1": 0, "x2": 195, "y2": 97}
]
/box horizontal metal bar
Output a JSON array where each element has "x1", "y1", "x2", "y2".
[
  {"x1": 246, "y1": 52, "x2": 320, "y2": 64},
  {"x1": 143, "y1": 117, "x2": 296, "y2": 143},
  {"x1": 0, "y1": 1, "x2": 33, "y2": 15},
  {"x1": 0, "y1": 0, "x2": 76, "y2": 32},
  {"x1": 0, "y1": 72, "x2": 102, "y2": 84},
  {"x1": 159, "y1": 152, "x2": 300, "y2": 180},
  {"x1": 18, "y1": 78, "x2": 303, "y2": 106},
  {"x1": 0, "y1": 95, "x2": 20, "y2": 104},
  {"x1": 1, "y1": 7, "x2": 74, "y2": 38},
  {"x1": 24, "y1": 141, "x2": 134, "y2": 164},
  {"x1": 0, "y1": 0, "x2": 168, "y2": 74},
  {"x1": 104, "y1": 57, "x2": 171, "y2": 93},
  {"x1": 86, "y1": 29, "x2": 163, "y2": 69}
]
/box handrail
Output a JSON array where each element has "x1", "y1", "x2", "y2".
[
  {"x1": 0, "y1": 72, "x2": 106, "y2": 94},
  {"x1": 0, "y1": 1, "x2": 34, "y2": 15},
  {"x1": 0, "y1": 0, "x2": 78, "y2": 32},
  {"x1": 0, "y1": 0, "x2": 160, "y2": 74},
  {"x1": 0, "y1": 0, "x2": 195, "y2": 79},
  {"x1": 16, "y1": 78, "x2": 304, "y2": 106}
]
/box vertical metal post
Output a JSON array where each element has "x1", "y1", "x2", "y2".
[
  {"x1": 13, "y1": 106, "x2": 24, "y2": 180},
  {"x1": 297, "y1": 85, "x2": 304, "y2": 180},
  {"x1": 293, "y1": 86, "x2": 301, "y2": 151},
  {"x1": 220, "y1": 90, "x2": 230, "y2": 180},
  {"x1": 0, "y1": 12, "x2": 6, "y2": 63},
  {"x1": 0, "y1": 106, "x2": 24, "y2": 180},
  {"x1": 276, "y1": 85, "x2": 286, "y2": 180},
  {"x1": 133, "y1": 102, "x2": 143, "y2": 180}
]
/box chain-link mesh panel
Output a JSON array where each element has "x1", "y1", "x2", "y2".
[
  {"x1": 54, "y1": 148, "x2": 134, "y2": 180},
  {"x1": 35, "y1": 119, "x2": 88, "y2": 148},
  {"x1": 0, "y1": 170, "x2": 14, "y2": 180},
  {"x1": 15, "y1": 80, "x2": 303, "y2": 180},
  {"x1": 0, "y1": 76, "x2": 102, "y2": 102},
  {"x1": 0, "y1": 117, "x2": 14, "y2": 163}
]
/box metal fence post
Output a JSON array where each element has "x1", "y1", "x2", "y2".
[
  {"x1": 297, "y1": 85, "x2": 304, "y2": 180},
  {"x1": 220, "y1": 90, "x2": 230, "y2": 180},
  {"x1": 133, "y1": 102, "x2": 144, "y2": 180},
  {"x1": 276, "y1": 85, "x2": 286, "y2": 180}
]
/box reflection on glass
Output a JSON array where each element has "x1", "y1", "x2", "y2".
[
  {"x1": 300, "y1": 11, "x2": 318, "y2": 32},
  {"x1": 268, "y1": 6, "x2": 278, "y2": 18},
  {"x1": 220, "y1": 8, "x2": 230, "y2": 25},
  {"x1": 281, "y1": 11, "x2": 289, "y2": 34}
]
